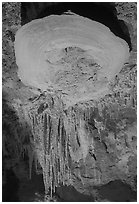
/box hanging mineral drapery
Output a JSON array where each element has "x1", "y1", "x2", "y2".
[
  {"x1": 23, "y1": 92, "x2": 98, "y2": 195},
  {"x1": 24, "y1": 93, "x2": 72, "y2": 194}
]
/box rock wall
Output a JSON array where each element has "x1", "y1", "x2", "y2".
[{"x1": 2, "y1": 2, "x2": 137, "y2": 201}]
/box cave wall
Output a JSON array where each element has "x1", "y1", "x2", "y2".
[{"x1": 2, "y1": 2, "x2": 137, "y2": 202}]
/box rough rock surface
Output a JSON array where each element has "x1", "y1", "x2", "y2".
[{"x1": 2, "y1": 2, "x2": 137, "y2": 202}]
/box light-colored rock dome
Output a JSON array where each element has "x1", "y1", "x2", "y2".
[{"x1": 14, "y1": 14, "x2": 129, "y2": 107}]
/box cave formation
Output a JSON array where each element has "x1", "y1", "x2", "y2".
[{"x1": 2, "y1": 2, "x2": 137, "y2": 202}]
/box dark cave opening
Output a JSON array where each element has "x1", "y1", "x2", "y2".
[
  {"x1": 2, "y1": 164, "x2": 45, "y2": 202},
  {"x1": 2, "y1": 168, "x2": 20, "y2": 202},
  {"x1": 21, "y1": 2, "x2": 132, "y2": 51}
]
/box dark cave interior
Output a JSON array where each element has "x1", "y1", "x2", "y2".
[{"x1": 2, "y1": 2, "x2": 136, "y2": 202}]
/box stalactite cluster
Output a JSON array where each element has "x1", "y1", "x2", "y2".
[
  {"x1": 24, "y1": 92, "x2": 99, "y2": 196},
  {"x1": 25, "y1": 93, "x2": 71, "y2": 195}
]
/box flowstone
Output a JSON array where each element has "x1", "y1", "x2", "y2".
[{"x1": 14, "y1": 13, "x2": 129, "y2": 108}]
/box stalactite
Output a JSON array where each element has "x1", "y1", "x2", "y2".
[
  {"x1": 50, "y1": 153, "x2": 53, "y2": 198},
  {"x1": 43, "y1": 159, "x2": 49, "y2": 195},
  {"x1": 28, "y1": 146, "x2": 34, "y2": 179},
  {"x1": 58, "y1": 118, "x2": 62, "y2": 184},
  {"x1": 97, "y1": 102, "x2": 103, "y2": 117},
  {"x1": 24, "y1": 92, "x2": 100, "y2": 197},
  {"x1": 53, "y1": 152, "x2": 57, "y2": 193}
]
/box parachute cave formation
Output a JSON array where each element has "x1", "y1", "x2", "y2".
[{"x1": 2, "y1": 2, "x2": 137, "y2": 202}]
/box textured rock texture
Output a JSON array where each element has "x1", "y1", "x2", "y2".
[
  {"x1": 2, "y1": 2, "x2": 137, "y2": 202},
  {"x1": 116, "y1": 2, "x2": 137, "y2": 51}
]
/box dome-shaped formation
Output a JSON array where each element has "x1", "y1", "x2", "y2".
[{"x1": 14, "y1": 14, "x2": 129, "y2": 107}]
